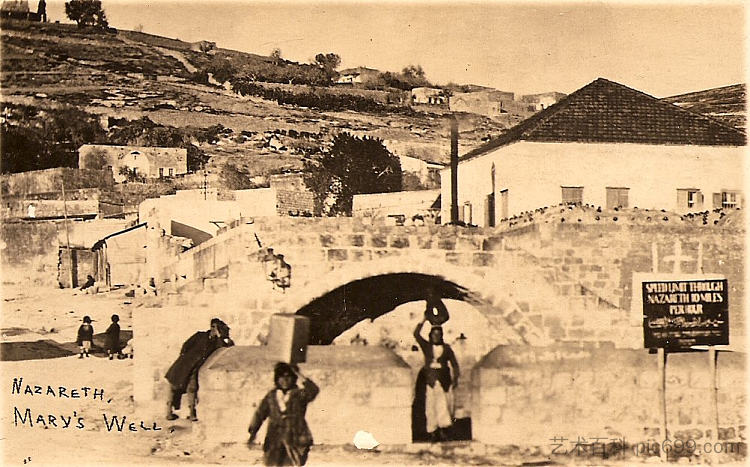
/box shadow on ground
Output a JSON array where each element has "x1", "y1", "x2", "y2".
[{"x1": 0, "y1": 330, "x2": 133, "y2": 361}]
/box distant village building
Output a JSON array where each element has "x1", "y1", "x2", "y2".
[
  {"x1": 336, "y1": 67, "x2": 380, "y2": 85},
  {"x1": 440, "y1": 78, "x2": 746, "y2": 226},
  {"x1": 78, "y1": 145, "x2": 188, "y2": 183},
  {"x1": 352, "y1": 190, "x2": 440, "y2": 224},
  {"x1": 269, "y1": 173, "x2": 316, "y2": 216},
  {"x1": 1, "y1": 0, "x2": 41, "y2": 21},
  {"x1": 398, "y1": 154, "x2": 444, "y2": 185},
  {"x1": 0, "y1": 168, "x2": 119, "y2": 220},
  {"x1": 190, "y1": 40, "x2": 217, "y2": 54},
  {"x1": 411, "y1": 87, "x2": 448, "y2": 105},
  {"x1": 449, "y1": 90, "x2": 515, "y2": 118},
  {"x1": 519, "y1": 91, "x2": 567, "y2": 111}
]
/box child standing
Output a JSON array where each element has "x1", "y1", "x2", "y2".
[
  {"x1": 248, "y1": 363, "x2": 319, "y2": 466},
  {"x1": 105, "y1": 314, "x2": 121, "y2": 360},
  {"x1": 76, "y1": 316, "x2": 94, "y2": 359}
]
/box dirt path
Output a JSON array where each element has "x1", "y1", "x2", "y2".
[{"x1": 155, "y1": 47, "x2": 198, "y2": 74}]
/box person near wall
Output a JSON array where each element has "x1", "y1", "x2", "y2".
[
  {"x1": 79, "y1": 274, "x2": 97, "y2": 294},
  {"x1": 76, "y1": 316, "x2": 94, "y2": 359},
  {"x1": 164, "y1": 318, "x2": 234, "y2": 421},
  {"x1": 248, "y1": 362, "x2": 319, "y2": 466},
  {"x1": 413, "y1": 317, "x2": 460, "y2": 442}
]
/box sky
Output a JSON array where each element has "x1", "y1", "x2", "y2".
[{"x1": 45, "y1": 0, "x2": 746, "y2": 97}]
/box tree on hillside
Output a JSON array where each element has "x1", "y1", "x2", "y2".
[
  {"x1": 65, "y1": 0, "x2": 108, "y2": 28},
  {"x1": 402, "y1": 64, "x2": 426, "y2": 80},
  {"x1": 314, "y1": 52, "x2": 341, "y2": 83},
  {"x1": 270, "y1": 48, "x2": 283, "y2": 65},
  {"x1": 303, "y1": 133, "x2": 402, "y2": 216}
]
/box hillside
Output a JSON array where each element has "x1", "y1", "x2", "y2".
[
  {"x1": 1, "y1": 20, "x2": 512, "y2": 187},
  {"x1": 662, "y1": 83, "x2": 746, "y2": 131}
]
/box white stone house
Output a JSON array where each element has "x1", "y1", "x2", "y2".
[
  {"x1": 449, "y1": 90, "x2": 515, "y2": 118},
  {"x1": 440, "y1": 78, "x2": 746, "y2": 227},
  {"x1": 336, "y1": 67, "x2": 380, "y2": 85},
  {"x1": 411, "y1": 87, "x2": 447, "y2": 105},
  {"x1": 79, "y1": 145, "x2": 188, "y2": 183}
]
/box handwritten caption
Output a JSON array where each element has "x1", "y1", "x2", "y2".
[{"x1": 11, "y1": 377, "x2": 162, "y2": 433}]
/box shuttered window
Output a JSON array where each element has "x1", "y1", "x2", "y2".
[
  {"x1": 677, "y1": 189, "x2": 703, "y2": 210},
  {"x1": 561, "y1": 186, "x2": 583, "y2": 205},
  {"x1": 606, "y1": 187, "x2": 629, "y2": 209}
]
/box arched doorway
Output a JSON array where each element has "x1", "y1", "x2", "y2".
[{"x1": 290, "y1": 271, "x2": 528, "y2": 442}]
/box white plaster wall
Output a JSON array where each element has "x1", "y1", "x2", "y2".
[
  {"x1": 441, "y1": 141, "x2": 744, "y2": 225},
  {"x1": 234, "y1": 188, "x2": 278, "y2": 217}
]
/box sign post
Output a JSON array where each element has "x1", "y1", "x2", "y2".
[{"x1": 642, "y1": 241, "x2": 729, "y2": 461}]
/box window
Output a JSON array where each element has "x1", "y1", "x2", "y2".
[
  {"x1": 677, "y1": 189, "x2": 703, "y2": 210},
  {"x1": 168, "y1": 168, "x2": 174, "y2": 177},
  {"x1": 721, "y1": 191, "x2": 741, "y2": 208},
  {"x1": 460, "y1": 202, "x2": 473, "y2": 225},
  {"x1": 159, "y1": 168, "x2": 164, "y2": 178},
  {"x1": 561, "y1": 186, "x2": 583, "y2": 205},
  {"x1": 606, "y1": 187, "x2": 629, "y2": 209}
]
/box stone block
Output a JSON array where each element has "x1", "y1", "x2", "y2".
[
  {"x1": 480, "y1": 386, "x2": 507, "y2": 406},
  {"x1": 473, "y1": 252, "x2": 495, "y2": 267},
  {"x1": 319, "y1": 233, "x2": 336, "y2": 247},
  {"x1": 456, "y1": 236, "x2": 481, "y2": 251},
  {"x1": 689, "y1": 370, "x2": 710, "y2": 389},
  {"x1": 349, "y1": 249, "x2": 372, "y2": 262},
  {"x1": 327, "y1": 249, "x2": 348, "y2": 261},
  {"x1": 368, "y1": 234, "x2": 388, "y2": 248},
  {"x1": 347, "y1": 234, "x2": 365, "y2": 247},
  {"x1": 445, "y1": 252, "x2": 471, "y2": 266},
  {"x1": 389, "y1": 235, "x2": 410, "y2": 248},
  {"x1": 371, "y1": 387, "x2": 412, "y2": 407},
  {"x1": 414, "y1": 235, "x2": 433, "y2": 249},
  {"x1": 482, "y1": 236, "x2": 504, "y2": 251},
  {"x1": 436, "y1": 237, "x2": 456, "y2": 250}
]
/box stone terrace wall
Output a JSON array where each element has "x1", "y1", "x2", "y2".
[
  {"x1": 1, "y1": 220, "x2": 61, "y2": 286},
  {"x1": 472, "y1": 344, "x2": 746, "y2": 448},
  {"x1": 196, "y1": 346, "x2": 413, "y2": 446},
  {"x1": 505, "y1": 222, "x2": 745, "y2": 347}
]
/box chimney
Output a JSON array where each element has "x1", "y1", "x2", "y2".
[{"x1": 450, "y1": 116, "x2": 459, "y2": 224}]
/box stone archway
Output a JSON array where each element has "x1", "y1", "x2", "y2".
[
  {"x1": 273, "y1": 260, "x2": 548, "y2": 443},
  {"x1": 277, "y1": 259, "x2": 548, "y2": 346}
]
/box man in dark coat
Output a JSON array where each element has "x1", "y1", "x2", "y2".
[{"x1": 165, "y1": 318, "x2": 234, "y2": 421}]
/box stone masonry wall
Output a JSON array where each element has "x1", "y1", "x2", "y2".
[
  {"x1": 472, "y1": 344, "x2": 746, "y2": 449},
  {"x1": 196, "y1": 346, "x2": 413, "y2": 446},
  {"x1": 1, "y1": 220, "x2": 62, "y2": 286}
]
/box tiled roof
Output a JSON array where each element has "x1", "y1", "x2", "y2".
[{"x1": 461, "y1": 78, "x2": 746, "y2": 162}]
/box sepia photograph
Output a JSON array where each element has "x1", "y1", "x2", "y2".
[{"x1": 0, "y1": 0, "x2": 746, "y2": 465}]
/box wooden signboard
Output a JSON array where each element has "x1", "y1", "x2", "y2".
[{"x1": 642, "y1": 278, "x2": 729, "y2": 350}]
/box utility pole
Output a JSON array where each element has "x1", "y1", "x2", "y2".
[
  {"x1": 61, "y1": 177, "x2": 74, "y2": 288},
  {"x1": 450, "y1": 115, "x2": 459, "y2": 224}
]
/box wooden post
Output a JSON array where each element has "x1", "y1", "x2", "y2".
[
  {"x1": 658, "y1": 347, "x2": 668, "y2": 461},
  {"x1": 61, "y1": 178, "x2": 74, "y2": 288},
  {"x1": 709, "y1": 348, "x2": 720, "y2": 454}
]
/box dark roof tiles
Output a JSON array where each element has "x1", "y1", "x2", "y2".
[{"x1": 461, "y1": 78, "x2": 746, "y2": 162}]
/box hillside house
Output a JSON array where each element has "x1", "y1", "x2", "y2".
[
  {"x1": 440, "y1": 78, "x2": 746, "y2": 226},
  {"x1": 398, "y1": 154, "x2": 444, "y2": 185},
  {"x1": 1, "y1": 0, "x2": 41, "y2": 21},
  {"x1": 336, "y1": 67, "x2": 380, "y2": 85},
  {"x1": 449, "y1": 90, "x2": 515, "y2": 118},
  {"x1": 269, "y1": 173, "x2": 316, "y2": 216},
  {"x1": 520, "y1": 92, "x2": 567, "y2": 111},
  {"x1": 78, "y1": 145, "x2": 188, "y2": 183},
  {"x1": 0, "y1": 168, "x2": 120, "y2": 220},
  {"x1": 411, "y1": 87, "x2": 447, "y2": 105}
]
